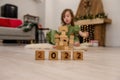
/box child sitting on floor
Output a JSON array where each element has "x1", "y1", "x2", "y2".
[{"x1": 46, "y1": 9, "x2": 88, "y2": 46}]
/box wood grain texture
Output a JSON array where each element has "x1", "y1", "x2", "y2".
[
  {"x1": 0, "y1": 44, "x2": 120, "y2": 80},
  {"x1": 76, "y1": 0, "x2": 104, "y2": 17},
  {"x1": 75, "y1": 0, "x2": 112, "y2": 46}
]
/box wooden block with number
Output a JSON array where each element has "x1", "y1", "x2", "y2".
[
  {"x1": 73, "y1": 51, "x2": 83, "y2": 60},
  {"x1": 61, "y1": 51, "x2": 71, "y2": 60},
  {"x1": 35, "y1": 50, "x2": 45, "y2": 60},
  {"x1": 49, "y1": 51, "x2": 58, "y2": 60}
]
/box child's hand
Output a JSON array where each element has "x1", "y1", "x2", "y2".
[
  {"x1": 74, "y1": 42, "x2": 80, "y2": 47},
  {"x1": 83, "y1": 31, "x2": 89, "y2": 38},
  {"x1": 79, "y1": 31, "x2": 89, "y2": 38}
]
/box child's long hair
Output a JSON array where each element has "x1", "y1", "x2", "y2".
[{"x1": 61, "y1": 9, "x2": 75, "y2": 26}]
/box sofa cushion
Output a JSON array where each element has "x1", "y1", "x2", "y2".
[
  {"x1": 0, "y1": 27, "x2": 33, "y2": 36},
  {"x1": 0, "y1": 17, "x2": 22, "y2": 28},
  {"x1": 0, "y1": 18, "x2": 10, "y2": 27},
  {"x1": 9, "y1": 19, "x2": 22, "y2": 28}
]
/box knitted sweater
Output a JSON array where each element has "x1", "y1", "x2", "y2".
[{"x1": 46, "y1": 25, "x2": 80, "y2": 45}]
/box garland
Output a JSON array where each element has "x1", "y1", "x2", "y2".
[{"x1": 74, "y1": 13, "x2": 108, "y2": 21}]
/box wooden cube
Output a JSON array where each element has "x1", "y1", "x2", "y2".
[
  {"x1": 59, "y1": 41, "x2": 64, "y2": 46},
  {"x1": 60, "y1": 35, "x2": 67, "y2": 39},
  {"x1": 55, "y1": 39, "x2": 59, "y2": 46},
  {"x1": 64, "y1": 46, "x2": 69, "y2": 50},
  {"x1": 55, "y1": 43, "x2": 59, "y2": 46},
  {"x1": 55, "y1": 38, "x2": 59, "y2": 42},
  {"x1": 73, "y1": 51, "x2": 83, "y2": 60},
  {"x1": 49, "y1": 51, "x2": 58, "y2": 60},
  {"x1": 63, "y1": 42, "x2": 68, "y2": 46},
  {"x1": 69, "y1": 39, "x2": 74, "y2": 43},
  {"x1": 69, "y1": 40, "x2": 74, "y2": 45},
  {"x1": 55, "y1": 34, "x2": 60, "y2": 38},
  {"x1": 60, "y1": 37, "x2": 68, "y2": 42},
  {"x1": 59, "y1": 26, "x2": 68, "y2": 32},
  {"x1": 56, "y1": 45, "x2": 64, "y2": 50},
  {"x1": 70, "y1": 34, "x2": 74, "y2": 39},
  {"x1": 35, "y1": 50, "x2": 45, "y2": 60},
  {"x1": 60, "y1": 38, "x2": 68, "y2": 46},
  {"x1": 61, "y1": 31, "x2": 66, "y2": 35},
  {"x1": 61, "y1": 51, "x2": 71, "y2": 60}
]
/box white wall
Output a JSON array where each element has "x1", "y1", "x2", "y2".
[
  {"x1": 103, "y1": 0, "x2": 120, "y2": 47},
  {"x1": 45, "y1": 0, "x2": 120, "y2": 47},
  {"x1": 0, "y1": 0, "x2": 43, "y2": 22},
  {"x1": 45, "y1": 0, "x2": 80, "y2": 30},
  {"x1": 36, "y1": 0, "x2": 45, "y2": 27}
]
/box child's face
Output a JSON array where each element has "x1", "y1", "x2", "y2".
[{"x1": 63, "y1": 11, "x2": 72, "y2": 25}]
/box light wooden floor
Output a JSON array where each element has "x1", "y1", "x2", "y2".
[{"x1": 0, "y1": 44, "x2": 120, "y2": 80}]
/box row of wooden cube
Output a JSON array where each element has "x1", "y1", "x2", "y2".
[{"x1": 35, "y1": 50, "x2": 83, "y2": 60}]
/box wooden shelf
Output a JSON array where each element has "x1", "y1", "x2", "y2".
[{"x1": 75, "y1": 18, "x2": 112, "y2": 25}]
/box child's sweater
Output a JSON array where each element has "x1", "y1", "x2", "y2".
[{"x1": 46, "y1": 25, "x2": 80, "y2": 45}]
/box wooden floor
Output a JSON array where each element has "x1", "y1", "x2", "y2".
[{"x1": 0, "y1": 44, "x2": 120, "y2": 80}]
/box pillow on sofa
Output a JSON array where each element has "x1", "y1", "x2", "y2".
[
  {"x1": 9, "y1": 18, "x2": 22, "y2": 28},
  {"x1": 0, "y1": 17, "x2": 22, "y2": 28},
  {"x1": 0, "y1": 18, "x2": 10, "y2": 27}
]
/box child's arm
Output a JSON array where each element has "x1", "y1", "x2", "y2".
[{"x1": 79, "y1": 31, "x2": 89, "y2": 38}]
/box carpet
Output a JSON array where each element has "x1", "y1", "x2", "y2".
[{"x1": 24, "y1": 43, "x2": 91, "y2": 51}]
